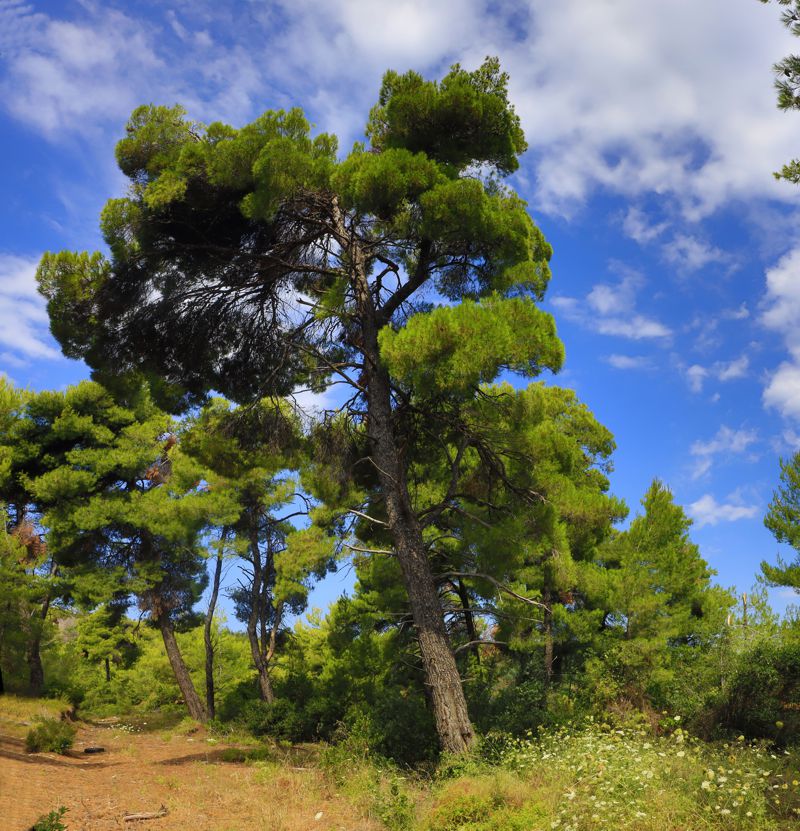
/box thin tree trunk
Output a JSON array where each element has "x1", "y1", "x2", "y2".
[
  {"x1": 26, "y1": 634, "x2": 44, "y2": 696},
  {"x1": 204, "y1": 537, "x2": 224, "y2": 720},
  {"x1": 27, "y1": 563, "x2": 56, "y2": 696},
  {"x1": 543, "y1": 602, "x2": 554, "y2": 684},
  {"x1": 104, "y1": 656, "x2": 111, "y2": 683},
  {"x1": 246, "y1": 516, "x2": 276, "y2": 704},
  {"x1": 157, "y1": 615, "x2": 206, "y2": 721},
  {"x1": 456, "y1": 580, "x2": 480, "y2": 664}
]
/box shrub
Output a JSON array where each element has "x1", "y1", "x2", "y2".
[
  {"x1": 31, "y1": 807, "x2": 68, "y2": 831},
  {"x1": 718, "y1": 639, "x2": 800, "y2": 743},
  {"x1": 421, "y1": 772, "x2": 548, "y2": 831},
  {"x1": 25, "y1": 717, "x2": 76, "y2": 754}
]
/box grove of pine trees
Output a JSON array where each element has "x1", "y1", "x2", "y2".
[{"x1": 0, "y1": 58, "x2": 797, "y2": 760}]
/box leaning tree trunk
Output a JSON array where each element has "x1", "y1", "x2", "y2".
[
  {"x1": 349, "y1": 255, "x2": 474, "y2": 751},
  {"x1": 157, "y1": 615, "x2": 207, "y2": 722},
  {"x1": 368, "y1": 368, "x2": 475, "y2": 752}
]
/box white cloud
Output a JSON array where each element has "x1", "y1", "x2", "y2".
[
  {"x1": 688, "y1": 493, "x2": 759, "y2": 528},
  {"x1": 764, "y1": 361, "x2": 800, "y2": 419},
  {"x1": 716, "y1": 355, "x2": 749, "y2": 381},
  {"x1": 761, "y1": 247, "x2": 800, "y2": 419},
  {"x1": 722, "y1": 303, "x2": 750, "y2": 321},
  {"x1": 622, "y1": 207, "x2": 668, "y2": 244},
  {"x1": 605, "y1": 354, "x2": 652, "y2": 370},
  {"x1": 686, "y1": 364, "x2": 708, "y2": 393},
  {"x1": 553, "y1": 265, "x2": 671, "y2": 342},
  {"x1": 0, "y1": 0, "x2": 797, "y2": 219},
  {"x1": 0, "y1": 254, "x2": 62, "y2": 361},
  {"x1": 685, "y1": 355, "x2": 750, "y2": 393},
  {"x1": 689, "y1": 425, "x2": 758, "y2": 479},
  {"x1": 663, "y1": 234, "x2": 728, "y2": 273}
]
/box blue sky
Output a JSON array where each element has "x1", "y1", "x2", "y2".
[{"x1": 2, "y1": 0, "x2": 800, "y2": 616}]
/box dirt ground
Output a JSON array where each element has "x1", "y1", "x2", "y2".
[{"x1": 0, "y1": 721, "x2": 381, "y2": 831}]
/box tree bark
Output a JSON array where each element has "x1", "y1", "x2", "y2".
[
  {"x1": 345, "y1": 231, "x2": 474, "y2": 753},
  {"x1": 543, "y1": 588, "x2": 554, "y2": 684},
  {"x1": 204, "y1": 536, "x2": 224, "y2": 720},
  {"x1": 157, "y1": 615, "x2": 206, "y2": 721},
  {"x1": 104, "y1": 656, "x2": 111, "y2": 683}
]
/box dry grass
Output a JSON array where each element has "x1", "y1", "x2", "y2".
[
  {"x1": 0, "y1": 694, "x2": 71, "y2": 738},
  {"x1": 0, "y1": 709, "x2": 383, "y2": 831}
]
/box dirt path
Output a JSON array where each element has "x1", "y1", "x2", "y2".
[{"x1": 0, "y1": 722, "x2": 380, "y2": 831}]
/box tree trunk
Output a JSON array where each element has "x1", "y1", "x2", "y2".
[
  {"x1": 104, "y1": 656, "x2": 111, "y2": 683},
  {"x1": 157, "y1": 616, "x2": 206, "y2": 721},
  {"x1": 362, "y1": 336, "x2": 474, "y2": 752},
  {"x1": 247, "y1": 626, "x2": 276, "y2": 704},
  {"x1": 456, "y1": 580, "x2": 481, "y2": 664},
  {"x1": 543, "y1": 589, "x2": 554, "y2": 684},
  {"x1": 27, "y1": 559, "x2": 56, "y2": 696},
  {"x1": 0, "y1": 661, "x2": 4, "y2": 695},
  {"x1": 204, "y1": 537, "x2": 224, "y2": 720},
  {"x1": 246, "y1": 515, "x2": 276, "y2": 705},
  {"x1": 339, "y1": 204, "x2": 475, "y2": 753},
  {"x1": 26, "y1": 635, "x2": 44, "y2": 696}
]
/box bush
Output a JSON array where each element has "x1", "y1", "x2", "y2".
[
  {"x1": 718, "y1": 639, "x2": 800, "y2": 743},
  {"x1": 421, "y1": 772, "x2": 548, "y2": 831},
  {"x1": 25, "y1": 717, "x2": 76, "y2": 754},
  {"x1": 31, "y1": 807, "x2": 68, "y2": 831}
]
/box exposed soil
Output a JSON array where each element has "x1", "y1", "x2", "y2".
[{"x1": 0, "y1": 721, "x2": 380, "y2": 831}]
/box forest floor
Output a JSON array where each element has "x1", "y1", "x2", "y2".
[{"x1": 0, "y1": 701, "x2": 381, "y2": 831}]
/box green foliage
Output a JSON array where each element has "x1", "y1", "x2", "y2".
[
  {"x1": 25, "y1": 717, "x2": 75, "y2": 754},
  {"x1": 379, "y1": 296, "x2": 563, "y2": 397},
  {"x1": 31, "y1": 807, "x2": 68, "y2": 831},
  {"x1": 717, "y1": 636, "x2": 800, "y2": 742},
  {"x1": 763, "y1": 452, "x2": 800, "y2": 592},
  {"x1": 421, "y1": 773, "x2": 548, "y2": 831},
  {"x1": 367, "y1": 57, "x2": 527, "y2": 174}
]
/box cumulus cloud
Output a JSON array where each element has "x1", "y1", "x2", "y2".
[
  {"x1": 663, "y1": 234, "x2": 728, "y2": 273},
  {"x1": 0, "y1": 0, "x2": 797, "y2": 219},
  {"x1": 689, "y1": 425, "x2": 758, "y2": 479},
  {"x1": 552, "y1": 265, "x2": 671, "y2": 342},
  {"x1": 685, "y1": 355, "x2": 750, "y2": 393},
  {"x1": 0, "y1": 254, "x2": 61, "y2": 361},
  {"x1": 761, "y1": 247, "x2": 800, "y2": 419},
  {"x1": 688, "y1": 493, "x2": 759, "y2": 528},
  {"x1": 604, "y1": 354, "x2": 652, "y2": 370},
  {"x1": 622, "y1": 207, "x2": 668, "y2": 244}
]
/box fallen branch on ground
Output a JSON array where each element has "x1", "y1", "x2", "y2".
[{"x1": 123, "y1": 806, "x2": 168, "y2": 822}]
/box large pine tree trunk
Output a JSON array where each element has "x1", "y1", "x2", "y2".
[
  {"x1": 339, "y1": 208, "x2": 475, "y2": 753},
  {"x1": 157, "y1": 616, "x2": 207, "y2": 721},
  {"x1": 360, "y1": 326, "x2": 474, "y2": 749},
  {"x1": 368, "y1": 369, "x2": 475, "y2": 752}
]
